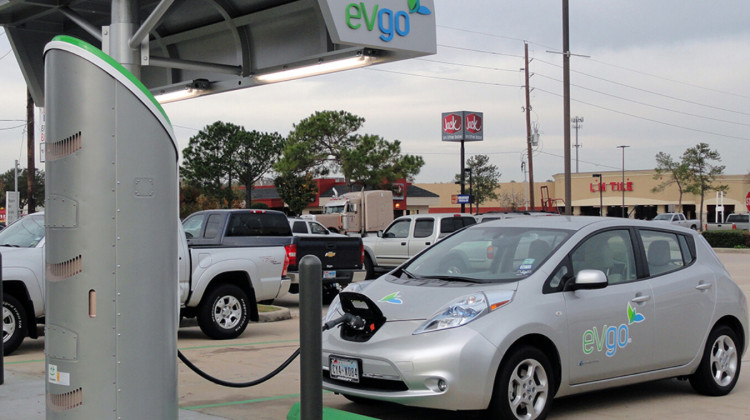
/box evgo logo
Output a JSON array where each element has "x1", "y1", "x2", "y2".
[{"x1": 346, "y1": 1, "x2": 432, "y2": 42}]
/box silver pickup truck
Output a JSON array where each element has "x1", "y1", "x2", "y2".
[
  {"x1": 705, "y1": 213, "x2": 750, "y2": 231},
  {"x1": 2, "y1": 210, "x2": 292, "y2": 355},
  {"x1": 652, "y1": 213, "x2": 700, "y2": 230}
]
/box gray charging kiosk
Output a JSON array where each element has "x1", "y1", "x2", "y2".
[{"x1": 43, "y1": 36, "x2": 178, "y2": 418}]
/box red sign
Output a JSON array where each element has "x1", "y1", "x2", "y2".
[
  {"x1": 442, "y1": 113, "x2": 462, "y2": 134},
  {"x1": 590, "y1": 182, "x2": 633, "y2": 192},
  {"x1": 465, "y1": 113, "x2": 482, "y2": 134},
  {"x1": 746, "y1": 191, "x2": 750, "y2": 212}
]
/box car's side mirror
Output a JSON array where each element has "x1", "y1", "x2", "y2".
[
  {"x1": 570, "y1": 269, "x2": 608, "y2": 291},
  {"x1": 378, "y1": 230, "x2": 384, "y2": 238}
]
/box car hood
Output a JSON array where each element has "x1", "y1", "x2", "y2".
[{"x1": 352, "y1": 275, "x2": 518, "y2": 321}]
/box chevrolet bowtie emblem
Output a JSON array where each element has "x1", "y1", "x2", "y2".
[{"x1": 325, "y1": 251, "x2": 336, "y2": 258}]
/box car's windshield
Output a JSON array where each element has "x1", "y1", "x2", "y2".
[
  {"x1": 653, "y1": 214, "x2": 671, "y2": 221},
  {"x1": 324, "y1": 204, "x2": 346, "y2": 214},
  {"x1": 403, "y1": 226, "x2": 572, "y2": 283},
  {"x1": 0, "y1": 214, "x2": 45, "y2": 248}
]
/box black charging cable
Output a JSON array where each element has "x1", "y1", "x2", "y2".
[{"x1": 178, "y1": 313, "x2": 361, "y2": 388}]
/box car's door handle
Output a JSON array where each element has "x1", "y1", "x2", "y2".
[
  {"x1": 631, "y1": 295, "x2": 651, "y2": 303},
  {"x1": 695, "y1": 282, "x2": 713, "y2": 291},
  {"x1": 401, "y1": 242, "x2": 407, "y2": 246},
  {"x1": 425, "y1": 242, "x2": 431, "y2": 246}
]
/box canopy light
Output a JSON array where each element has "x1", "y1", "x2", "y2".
[
  {"x1": 153, "y1": 79, "x2": 210, "y2": 104},
  {"x1": 255, "y1": 55, "x2": 374, "y2": 83}
]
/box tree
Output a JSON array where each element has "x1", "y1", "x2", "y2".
[
  {"x1": 682, "y1": 143, "x2": 727, "y2": 230},
  {"x1": 0, "y1": 168, "x2": 45, "y2": 210},
  {"x1": 340, "y1": 134, "x2": 425, "y2": 189},
  {"x1": 453, "y1": 154, "x2": 501, "y2": 212},
  {"x1": 651, "y1": 152, "x2": 691, "y2": 213},
  {"x1": 276, "y1": 110, "x2": 364, "y2": 179},
  {"x1": 274, "y1": 172, "x2": 318, "y2": 216},
  {"x1": 276, "y1": 110, "x2": 424, "y2": 190},
  {"x1": 181, "y1": 121, "x2": 284, "y2": 208}
]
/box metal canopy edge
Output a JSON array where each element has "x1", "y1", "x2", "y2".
[{"x1": 1, "y1": 0, "x2": 437, "y2": 105}]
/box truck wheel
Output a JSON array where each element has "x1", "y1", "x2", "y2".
[
  {"x1": 3, "y1": 295, "x2": 26, "y2": 356},
  {"x1": 364, "y1": 255, "x2": 375, "y2": 280},
  {"x1": 198, "y1": 284, "x2": 250, "y2": 340}
]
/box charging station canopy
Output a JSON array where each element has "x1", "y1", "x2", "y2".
[{"x1": 1, "y1": 0, "x2": 437, "y2": 105}]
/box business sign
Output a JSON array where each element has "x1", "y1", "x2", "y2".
[
  {"x1": 746, "y1": 191, "x2": 750, "y2": 212},
  {"x1": 442, "y1": 111, "x2": 484, "y2": 142},
  {"x1": 318, "y1": 0, "x2": 437, "y2": 54},
  {"x1": 5, "y1": 191, "x2": 19, "y2": 226},
  {"x1": 456, "y1": 194, "x2": 470, "y2": 204}
]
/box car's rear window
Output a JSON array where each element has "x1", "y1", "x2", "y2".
[
  {"x1": 226, "y1": 213, "x2": 292, "y2": 237},
  {"x1": 727, "y1": 214, "x2": 748, "y2": 223}
]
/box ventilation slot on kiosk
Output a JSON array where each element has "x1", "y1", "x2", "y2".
[
  {"x1": 47, "y1": 255, "x2": 83, "y2": 282},
  {"x1": 47, "y1": 131, "x2": 82, "y2": 161},
  {"x1": 48, "y1": 387, "x2": 83, "y2": 411}
]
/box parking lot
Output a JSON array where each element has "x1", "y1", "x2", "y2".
[{"x1": 2, "y1": 250, "x2": 749, "y2": 419}]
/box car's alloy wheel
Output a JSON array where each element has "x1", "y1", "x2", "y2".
[
  {"x1": 198, "y1": 284, "x2": 250, "y2": 340},
  {"x1": 690, "y1": 325, "x2": 741, "y2": 396},
  {"x1": 490, "y1": 346, "x2": 554, "y2": 420},
  {"x1": 3, "y1": 295, "x2": 26, "y2": 356}
]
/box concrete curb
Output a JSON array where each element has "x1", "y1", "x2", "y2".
[
  {"x1": 258, "y1": 305, "x2": 292, "y2": 322},
  {"x1": 713, "y1": 247, "x2": 750, "y2": 254}
]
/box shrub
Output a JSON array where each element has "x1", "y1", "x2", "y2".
[{"x1": 701, "y1": 230, "x2": 750, "y2": 248}]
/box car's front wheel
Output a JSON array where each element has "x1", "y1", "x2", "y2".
[
  {"x1": 488, "y1": 346, "x2": 554, "y2": 420},
  {"x1": 689, "y1": 325, "x2": 741, "y2": 396},
  {"x1": 3, "y1": 295, "x2": 26, "y2": 356},
  {"x1": 198, "y1": 284, "x2": 250, "y2": 340}
]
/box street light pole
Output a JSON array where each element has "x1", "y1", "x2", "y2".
[
  {"x1": 465, "y1": 167, "x2": 473, "y2": 214},
  {"x1": 617, "y1": 145, "x2": 629, "y2": 218},
  {"x1": 592, "y1": 173, "x2": 602, "y2": 216}
]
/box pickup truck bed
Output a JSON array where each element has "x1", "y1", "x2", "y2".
[{"x1": 287, "y1": 235, "x2": 363, "y2": 303}]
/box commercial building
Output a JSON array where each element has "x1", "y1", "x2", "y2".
[{"x1": 419, "y1": 170, "x2": 750, "y2": 224}]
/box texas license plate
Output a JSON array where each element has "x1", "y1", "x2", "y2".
[
  {"x1": 329, "y1": 356, "x2": 360, "y2": 383},
  {"x1": 323, "y1": 270, "x2": 336, "y2": 279}
]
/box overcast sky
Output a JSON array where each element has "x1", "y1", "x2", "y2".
[{"x1": 2, "y1": 0, "x2": 749, "y2": 186}]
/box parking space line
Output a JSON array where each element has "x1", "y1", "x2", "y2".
[
  {"x1": 3, "y1": 358, "x2": 44, "y2": 365},
  {"x1": 181, "y1": 391, "x2": 333, "y2": 410}
]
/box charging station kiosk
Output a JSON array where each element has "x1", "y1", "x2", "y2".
[{"x1": 43, "y1": 36, "x2": 178, "y2": 418}]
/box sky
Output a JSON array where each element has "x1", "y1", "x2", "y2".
[{"x1": 2, "y1": 0, "x2": 750, "y2": 186}]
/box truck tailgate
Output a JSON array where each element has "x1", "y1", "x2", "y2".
[{"x1": 290, "y1": 236, "x2": 363, "y2": 271}]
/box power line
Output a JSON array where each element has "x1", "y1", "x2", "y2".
[
  {"x1": 0, "y1": 123, "x2": 26, "y2": 131},
  {"x1": 535, "y1": 87, "x2": 750, "y2": 142},
  {"x1": 414, "y1": 58, "x2": 520, "y2": 73},
  {"x1": 437, "y1": 44, "x2": 524, "y2": 59},
  {"x1": 534, "y1": 58, "x2": 750, "y2": 116},
  {"x1": 535, "y1": 73, "x2": 750, "y2": 127},
  {"x1": 537, "y1": 150, "x2": 621, "y2": 171},
  {"x1": 364, "y1": 68, "x2": 523, "y2": 88}
]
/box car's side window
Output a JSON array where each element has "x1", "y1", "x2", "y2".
[
  {"x1": 639, "y1": 230, "x2": 685, "y2": 277},
  {"x1": 384, "y1": 219, "x2": 411, "y2": 239},
  {"x1": 183, "y1": 214, "x2": 205, "y2": 239},
  {"x1": 570, "y1": 229, "x2": 637, "y2": 285},
  {"x1": 310, "y1": 222, "x2": 329, "y2": 235},
  {"x1": 413, "y1": 219, "x2": 434, "y2": 238},
  {"x1": 292, "y1": 221, "x2": 307, "y2": 234},
  {"x1": 204, "y1": 214, "x2": 224, "y2": 239}
]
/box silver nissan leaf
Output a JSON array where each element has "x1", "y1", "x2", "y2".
[{"x1": 321, "y1": 216, "x2": 748, "y2": 419}]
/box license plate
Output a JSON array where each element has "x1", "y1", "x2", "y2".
[
  {"x1": 329, "y1": 356, "x2": 360, "y2": 383},
  {"x1": 323, "y1": 270, "x2": 336, "y2": 279}
]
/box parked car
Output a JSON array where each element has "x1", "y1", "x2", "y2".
[
  {"x1": 2, "y1": 210, "x2": 294, "y2": 355},
  {"x1": 705, "y1": 213, "x2": 750, "y2": 231},
  {"x1": 652, "y1": 212, "x2": 699, "y2": 230},
  {"x1": 286, "y1": 219, "x2": 363, "y2": 303},
  {"x1": 289, "y1": 217, "x2": 343, "y2": 236},
  {"x1": 361, "y1": 213, "x2": 476, "y2": 279},
  {"x1": 322, "y1": 216, "x2": 748, "y2": 418},
  {"x1": 475, "y1": 211, "x2": 560, "y2": 223}
]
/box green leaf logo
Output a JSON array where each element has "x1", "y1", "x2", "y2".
[
  {"x1": 407, "y1": 0, "x2": 431, "y2": 15},
  {"x1": 380, "y1": 292, "x2": 403, "y2": 304},
  {"x1": 627, "y1": 302, "x2": 645, "y2": 324}
]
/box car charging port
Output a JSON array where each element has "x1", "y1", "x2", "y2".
[{"x1": 336, "y1": 292, "x2": 387, "y2": 343}]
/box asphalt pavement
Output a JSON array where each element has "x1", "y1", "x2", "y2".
[{"x1": 2, "y1": 250, "x2": 749, "y2": 419}]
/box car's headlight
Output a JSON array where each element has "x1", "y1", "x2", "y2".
[{"x1": 413, "y1": 291, "x2": 514, "y2": 335}]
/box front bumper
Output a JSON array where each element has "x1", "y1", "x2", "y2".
[{"x1": 322, "y1": 320, "x2": 499, "y2": 411}]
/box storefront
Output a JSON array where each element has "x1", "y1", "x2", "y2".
[{"x1": 418, "y1": 170, "x2": 750, "y2": 224}]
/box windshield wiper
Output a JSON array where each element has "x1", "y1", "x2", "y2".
[
  {"x1": 0, "y1": 244, "x2": 21, "y2": 247},
  {"x1": 428, "y1": 275, "x2": 487, "y2": 284}
]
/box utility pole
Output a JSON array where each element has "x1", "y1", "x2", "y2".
[
  {"x1": 571, "y1": 116, "x2": 583, "y2": 173},
  {"x1": 618, "y1": 145, "x2": 629, "y2": 218},
  {"x1": 562, "y1": 0, "x2": 572, "y2": 215},
  {"x1": 26, "y1": 89, "x2": 36, "y2": 213},
  {"x1": 524, "y1": 42, "x2": 535, "y2": 210}
]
